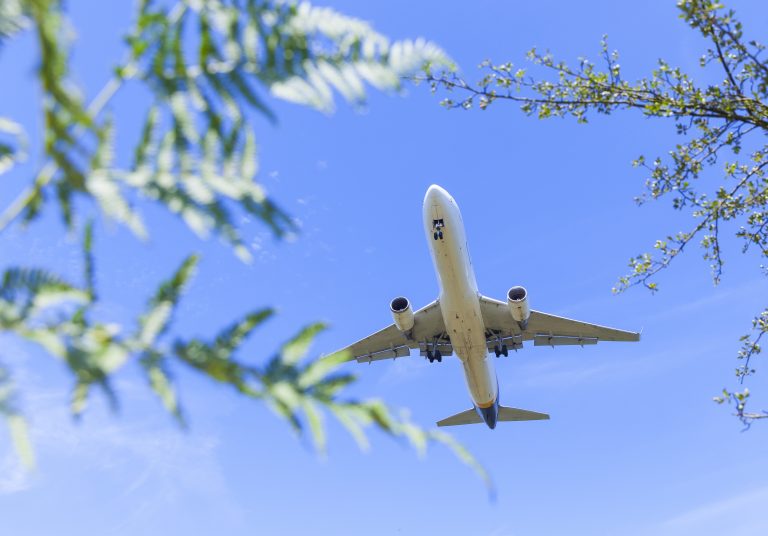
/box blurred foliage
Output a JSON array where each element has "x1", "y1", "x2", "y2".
[
  {"x1": 425, "y1": 0, "x2": 768, "y2": 426},
  {"x1": 0, "y1": 0, "x2": 491, "y2": 490},
  {"x1": 1, "y1": 0, "x2": 453, "y2": 259}
]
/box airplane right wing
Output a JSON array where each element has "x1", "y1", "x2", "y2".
[
  {"x1": 334, "y1": 300, "x2": 448, "y2": 363},
  {"x1": 479, "y1": 295, "x2": 639, "y2": 346},
  {"x1": 526, "y1": 310, "x2": 640, "y2": 342}
]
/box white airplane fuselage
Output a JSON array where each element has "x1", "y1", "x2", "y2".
[{"x1": 423, "y1": 185, "x2": 499, "y2": 426}]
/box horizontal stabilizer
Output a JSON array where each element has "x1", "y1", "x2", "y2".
[
  {"x1": 498, "y1": 406, "x2": 549, "y2": 422},
  {"x1": 436, "y1": 408, "x2": 483, "y2": 427},
  {"x1": 436, "y1": 405, "x2": 550, "y2": 427}
]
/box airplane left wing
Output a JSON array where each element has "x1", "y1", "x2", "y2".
[
  {"x1": 336, "y1": 300, "x2": 447, "y2": 363},
  {"x1": 479, "y1": 295, "x2": 640, "y2": 346}
]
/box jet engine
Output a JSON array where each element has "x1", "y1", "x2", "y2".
[
  {"x1": 390, "y1": 296, "x2": 415, "y2": 333},
  {"x1": 507, "y1": 286, "x2": 530, "y2": 329}
]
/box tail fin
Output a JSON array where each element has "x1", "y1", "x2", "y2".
[
  {"x1": 436, "y1": 408, "x2": 482, "y2": 427},
  {"x1": 498, "y1": 406, "x2": 549, "y2": 422}
]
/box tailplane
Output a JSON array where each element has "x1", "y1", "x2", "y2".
[
  {"x1": 436, "y1": 405, "x2": 549, "y2": 427},
  {"x1": 498, "y1": 406, "x2": 549, "y2": 422},
  {"x1": 436, "y1": 408, "x2": 483, "y2": 427}
]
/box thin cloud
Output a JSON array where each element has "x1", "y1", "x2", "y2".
[
  {"x1": 517, "y1": 342, "x2": 708, "y2": 388},
  {"x1": 0, "y1": 376, "x2": 246, "y2": 533},
  {"x1": 651, "y1": 486, "x2": 768, "y2": 535},
  {"x1": 649, "y1": 278, "x2": 768, "y2": 323}
]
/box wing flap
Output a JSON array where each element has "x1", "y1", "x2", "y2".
[
  {"x1": 533, "y1": 334, "x2": 598, "y2": 347},
  {"x1": 527, "y1": 310, "x2": 640, "y2": 342},
  {"x1": 356, "y1": 345, "x2": 411, "y2": 363},
  {"x1": 478, "y1": 295, "x2": 640, "y2": 344}
]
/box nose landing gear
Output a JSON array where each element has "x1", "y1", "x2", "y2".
[
  {"x1": 493, "y1": 344, "x2": 509, "y2": 358},
  {"x1": 432, "y1": 219, "x2": 445, "y2": 240}
]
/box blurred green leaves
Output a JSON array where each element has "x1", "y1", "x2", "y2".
[
  {"x1": 0, "y1": 117, "x2": 27, "y2": 176},
  {"x1": 0, "y1": 1, "x2": 485, "y2": 490},
  {"x1": 1, "y1": 0, "x2": 453, "y2": 261},
  {"x1": 0, "y1": 364, "x2": 34, "y2": 469},
  {"x1": 0, "y1": 224, "x2": 491, "y2": 489},
  {"x1": 426, "y1": 0, "x2": 768, "y2": 425},
  {"x1": 0, "y1": 0, "x2": 28, "y2": 42}
]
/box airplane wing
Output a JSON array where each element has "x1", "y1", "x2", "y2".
[
  {"x1": 479, "y1": 295, "x2": 640, "y2": 347},
  {"x1": 336, "y1": 300, "x2": 448, "y2": 363}
]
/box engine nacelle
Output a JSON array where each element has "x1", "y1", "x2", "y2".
[
  {"x1": 507, "y1": 286, "x2": 530, "y2": 329},
  {"x1": 390, "y1": 296, "x2": 415, "y2": 333}
]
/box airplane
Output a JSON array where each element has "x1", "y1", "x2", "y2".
[{"x1": 335, "y1": 184, "x2": 640, "y2": 429}]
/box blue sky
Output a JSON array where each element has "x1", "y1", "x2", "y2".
[{"x1": 2, "y1": 1, "x2": 768, "y2": 535}]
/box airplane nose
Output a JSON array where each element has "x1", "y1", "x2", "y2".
[{"x1": 424, "y1": 184, "x2": 449, "y2": 203}]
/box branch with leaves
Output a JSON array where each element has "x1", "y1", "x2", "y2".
[
  {"x1": 1, "y1": 0, "x2": 454, "y2": 258},
  {"x1": 0, "y1": 1, "x2": 490, "y2": 490},
  {"x1": 0, "y1": 225, "x2": 492, "y2": 490},
  {"x1": 423, "y1": 0, "x2": 768, "y2": 425}
]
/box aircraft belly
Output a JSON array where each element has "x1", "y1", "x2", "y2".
[
  {"x1": 440, "y1": 286, "x2": 495, "y2": 406},
  {"x1": 462, "y1": 357, "x2": 497, "y2": 407},
  {"x1": 426, "y1": 187, "x2": 497, "y2": 408}
]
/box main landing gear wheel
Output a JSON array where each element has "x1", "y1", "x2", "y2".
[
  {"x1": 433, "y1": 232, "x2": 439, "y2": 240},
  {"x1": 426, "y1": 350, "x2": 443, "y2": 363},
  {"x1": 493, "y1": 344, "x2": 509, "y2": 357},
  {"x1": 438, "y1": 231, "x2": 443, "y2": 239}
]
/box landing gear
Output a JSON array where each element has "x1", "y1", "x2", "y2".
[
  {"x1": 426, "y1": 350, "x2": 443, "y2": 363},
  {"x1": 432, "y1": 219, "x2": 445, "y2": 240},
  {"x1": 493, "y1": 344, "x2": 509, "y2": 358},
  {"x1": 494, "y1": 345, "x2": 501, "y2": 358}
]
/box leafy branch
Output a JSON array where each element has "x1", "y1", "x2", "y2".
[
  {"x1": 0, "y1": 225, "x2": 491, "y2": 490},
  {"x1": 1, "y1": 0, "x2": 453, "y2": 262},
  {"x1": 0, "y1": 1, "x2": 487, "y2": 490},
  {"x1": 423, "y1": 0, "x2": 768, "y2": 424}
]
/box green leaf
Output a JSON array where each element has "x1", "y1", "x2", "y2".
[
  {"x1": 140, "y1": 351, "x2": 184, "y2": 424},
  {"x1": 6, "y1": 414, "x2": 34, "y2": 469},
  {"x1": 137, "y1": 254, "x2": 199, "y2": 347},
  {"x1": 82, "y1": 221, "x2": 95, "y2": 301},
  {"x1": 0, "y1": 116, "x2": 27, "y2": 175},
  {"x1": 301, "y1": 398, "x2": 326, "y2": 453},
  {"x1": 281, "y1": 323, "x2": 326, "y2": 365},
  {"x1": 0, "y1": 364, "x2": 34, "y2": 469},
  {"x1": 1, "y1": 267, "x2": 81, "y2": 307},
  {"x1": 214, "y1": 308, "x2": 274, "y2": 357},
  {"x1": 0, "y1": 0, "x2": 28, "y2": 42},
  {"x1": 328, "y1": 403, "x2": 369, "y2": 451},
  {"x1": 298, "y1": 350, "x2": 350, "y2": 389}
]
